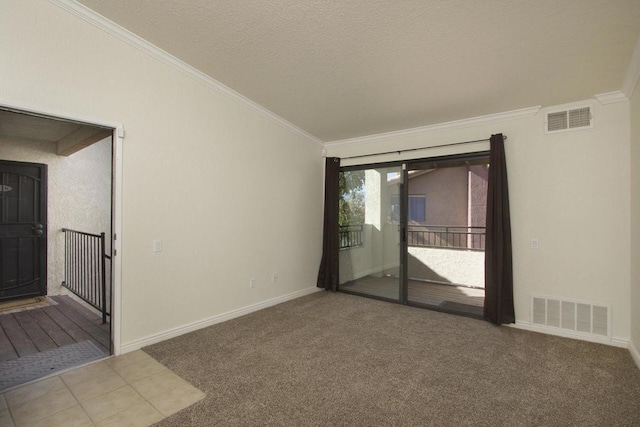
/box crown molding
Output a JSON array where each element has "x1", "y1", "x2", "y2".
[
  {"x1": 48, "y1": 0, "x2": 323, "y2": 147},
  {"x1": 622, "y1": 35, "x2": 640, "y2": 99},
  {"x1": 595, "y1": 91, "x2": 629, "y2": 105},
  {"x1": 325, "y1": 106, "x2": 541, "y2": 147}
]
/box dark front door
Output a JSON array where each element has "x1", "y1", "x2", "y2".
[{"x1": 0, "y1": 160, "x2": 47, "y2": 300}]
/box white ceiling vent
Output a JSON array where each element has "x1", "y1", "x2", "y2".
[
  {"x1": 532, "y1": 296, "x2": 610, "y2": 338},
  {"x1": 545, "y1": 106, "x2": 592, "y2": 133}
]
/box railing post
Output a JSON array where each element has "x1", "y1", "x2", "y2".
[
  {"x1": 100, "y1": 232, "x2": 107, "y2": 324},
  {"x1": 63, "y1": 229, "x2": 67, "y2": 288}
]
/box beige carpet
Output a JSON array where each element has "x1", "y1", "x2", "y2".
[{"x1": 145, "y1": 291, "x2": 640, "y2": 426}]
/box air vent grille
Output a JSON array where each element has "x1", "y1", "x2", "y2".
[
  {"x1": 561, "y1": 301, "x2": 575, "y2": 329},
  {"x1": 568, "y1": 107, "x2": 590, "y2": 128},
  {"x1": 532, "y1": 296, "x2": 609, "y2": 338},
  {"x1": 546, "y1": 106, "x2": 592, "y2": 133},
  {"x1": 547, "y1": 111, "x2": 568, "y2": 132}
]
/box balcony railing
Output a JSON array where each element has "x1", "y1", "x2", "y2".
[
  {"x1": 61, "y1": 228, "x2": 111, "y2": 323},
  {"x1": 408, "y1": 225, "x2": 485, "y2": 250},
  {"x1": 339, "y1": 224, "x2": 485, "y2": 251},
  {"x1": 339, "y1": 224, "x2": 363, "y2": 249}
]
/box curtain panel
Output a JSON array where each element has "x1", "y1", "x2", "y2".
[
  {"x1": 484, "y1": 134, "x2": 515, "y2": 324},
  {"x1": 317, "y1": 157, "x2": 340, "y2": 291}
]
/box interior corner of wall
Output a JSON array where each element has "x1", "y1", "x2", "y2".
[{"x1": 629, "y1": 339, "x2": 640, "y2": 371}]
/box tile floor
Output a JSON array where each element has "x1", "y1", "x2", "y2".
[{"x1": 0, "y1": 350, "x2": 205, "y2": 427}]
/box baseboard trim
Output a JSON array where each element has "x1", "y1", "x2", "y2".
[
  {"x1": 629, "y1": 340, "x2": 640, "y2": 371},
  {"x1": 120, "y1": 286, "x2": 322, "y2": 354},
  {"x1": 507, "y1": 321, "x2": 628, "y2": 349}
]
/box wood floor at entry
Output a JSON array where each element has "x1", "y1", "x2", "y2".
[
  {"x1": 0, "y1": 295, "x2": 109, "y2": 362},
  {"x1": 341, "y1": 276, "x2": 484, "y2": 316}
]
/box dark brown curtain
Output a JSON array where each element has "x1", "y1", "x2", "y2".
[
  {"x1": 317, "y1": 157, "x2": 340, "y2": 291},
  {"x1": 484, "y1": 134, "x2": 515, "y2": 324}
]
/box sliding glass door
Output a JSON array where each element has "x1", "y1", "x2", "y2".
[
  {"x1": 338, "y1": 165, "x2": 403, "y2": 301},
  {"x1": 338, "y1": 153, "x2": 489, "y2": 318}
]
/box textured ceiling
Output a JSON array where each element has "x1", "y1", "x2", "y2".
[{"x1": 76, "y1": 0, "x2": 640, "y2": 142}]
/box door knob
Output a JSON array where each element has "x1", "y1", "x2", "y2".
[{"x1": 32, "y1": 224, "x2": 43, "y2": 236}]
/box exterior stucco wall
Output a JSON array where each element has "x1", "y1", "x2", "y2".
[
  {"x1": 408, "y1": 247, "x2": 484, "y2": 288},
  {"x1": 468, "y1": 165, "x2": 488, "y2": 228},
  {"x1": 339, "y1": 225, "x2": 373, "y2": 283},
  {"x1": 407, "y1": 165, "x2": 488, "y2": 228},
  {"x1": 408, "y1": 167, "x2": 468, "y2": 226},
  {"x1": 0, "y1": 136, "x2": 112, "y2": 295}
]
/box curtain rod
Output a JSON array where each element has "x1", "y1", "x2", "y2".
[{"x1": 337, "y1": 135, "x2": 506, "y2": 161}]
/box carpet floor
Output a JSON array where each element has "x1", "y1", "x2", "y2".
[{"x1": 144, "y1": 291, "x2": 640, "y2": 426}]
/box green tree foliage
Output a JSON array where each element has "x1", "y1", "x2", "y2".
[{"x1": 339, "y1": 170, "x2": 365, "y2": 226}]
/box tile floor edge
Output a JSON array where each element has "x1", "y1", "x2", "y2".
[{"x1": 0, "y1": 354, "x2": 112, "y2": 394}]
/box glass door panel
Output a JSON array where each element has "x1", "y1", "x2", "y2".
[
  {"x1": 338, "y1": 166, "x2": 402, "y2": 301},
  {"x1": 405, "y1": 158, "x2": 488, "y2": 317}
]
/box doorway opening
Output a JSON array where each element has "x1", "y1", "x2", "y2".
[
  {"x1": 0, "y1": 107, "x2": 115, "y2": 390},
  {"x1": 338, "y1": 153, "x2": 489, "y2": 318}
]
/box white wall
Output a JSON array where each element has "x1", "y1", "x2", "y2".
[
  {"x1": 0, "y1": 136, "x2": 112, "y2": 296},
  {"x1": 328, "y1": 100, "x2": 632, "y2": 342},
  {"x1": 0, "y1": 0, "x2": 323, "y2": 348},
  {"x1": 630, "y1": 84, "x2": 640, "y2": 357}
]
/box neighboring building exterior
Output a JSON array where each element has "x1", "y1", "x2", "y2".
[{"x1": 406, "y1": 164, "x2": 488, "y2": 229}]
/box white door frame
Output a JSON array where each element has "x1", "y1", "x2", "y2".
[{"x1": 0, "y1": 100, "x2": 124, "y2": 356}]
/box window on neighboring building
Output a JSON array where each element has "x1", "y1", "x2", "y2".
[
  {"x1": 390, "y1": 194, "x2": 426, "y2": 222},
  {"x1": 408, "y1": 195, "x2": 426, "y2": 222}
]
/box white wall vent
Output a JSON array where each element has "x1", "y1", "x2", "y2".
[
  {"x1": 545, "y1": 106, "x2": 592, "y2": 133},
  {"x1": 531, "y1": 296, "x2": 610, "y2": 338}
]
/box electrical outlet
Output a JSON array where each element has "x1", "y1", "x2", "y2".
[
  {"x1": 249, "y1": 278, "x2": 255, "y2": 288},
  {"x1": 531, "y1": 238, "x2": 539, "y2": 250}
]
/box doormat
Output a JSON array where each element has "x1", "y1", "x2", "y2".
[
  {"x1": 0, "y1": 340, "x2": 108, "y2": 392},
  {"x1": 0, "y1": 296, "x2": 56, "y2": 315}
]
